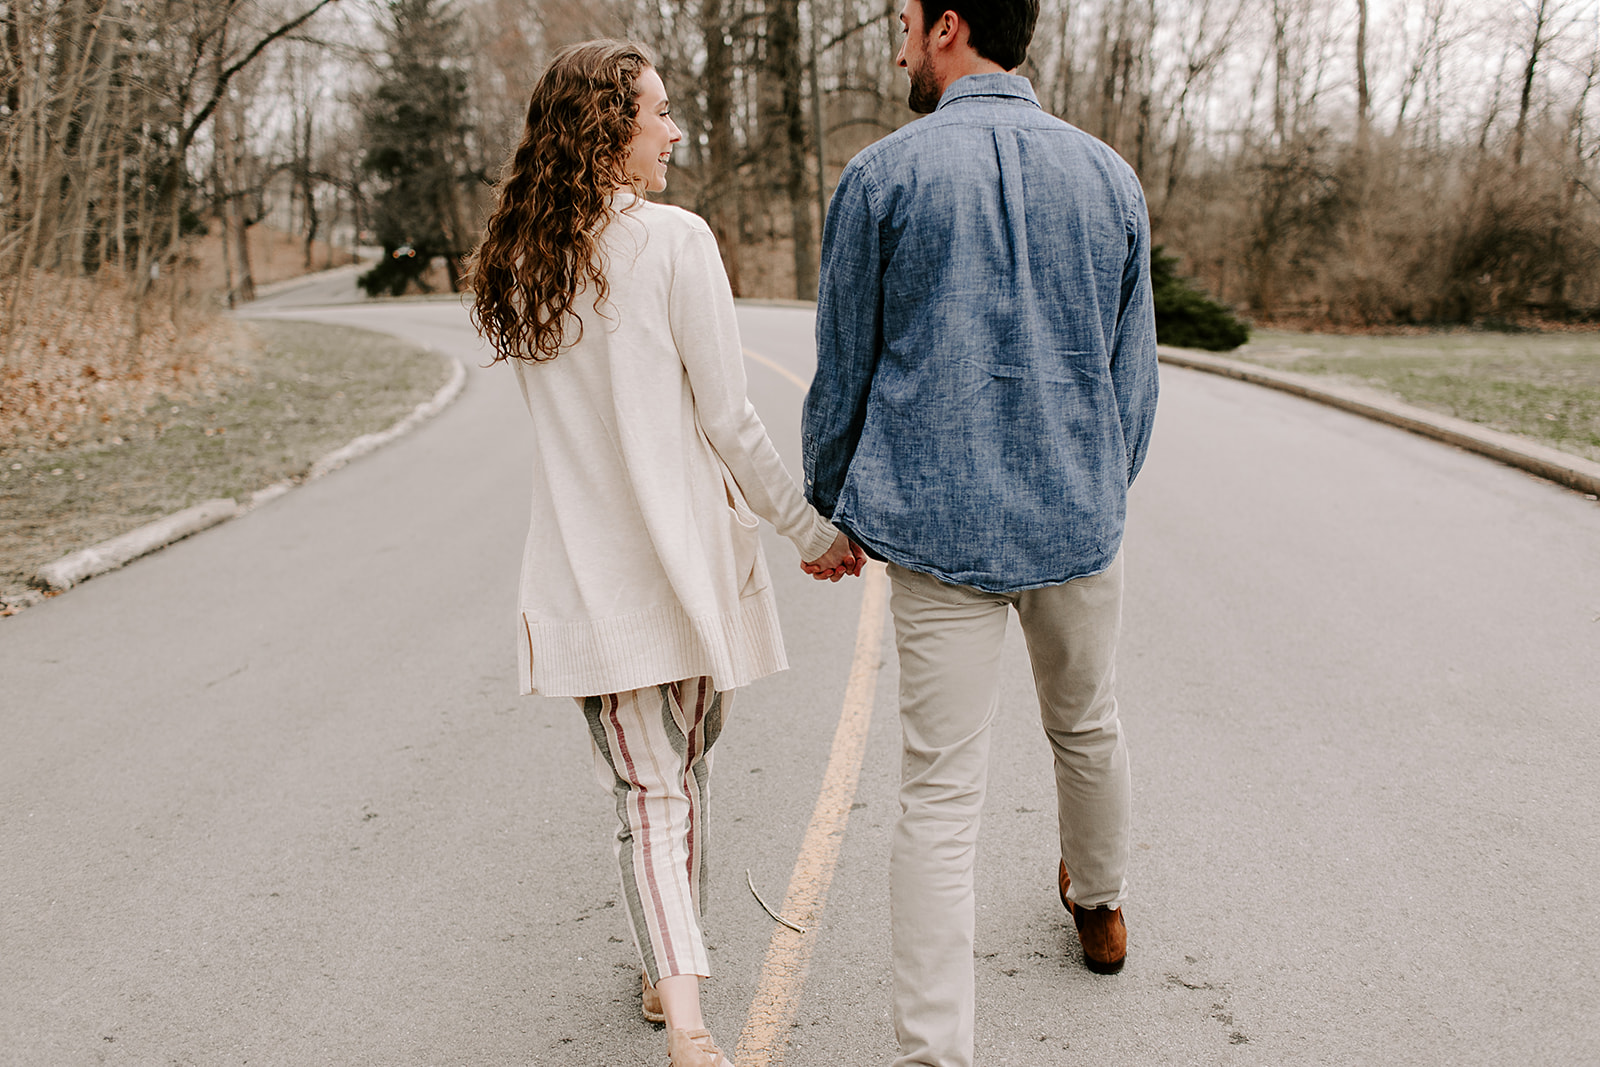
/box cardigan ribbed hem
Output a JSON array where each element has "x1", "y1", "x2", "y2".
[{"x1": 520, "y1": 591, "x2": 789, "y2": 698}]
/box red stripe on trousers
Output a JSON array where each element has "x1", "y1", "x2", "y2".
[{"x1": 609, "y1": 692, "x2": 680, "y2": 976}]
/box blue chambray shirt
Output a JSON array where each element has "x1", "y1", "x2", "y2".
[{"x1": 802, "y1": 73, "x2": 1159, "y2": 593}]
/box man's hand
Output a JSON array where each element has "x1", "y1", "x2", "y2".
[{"x1": 802, "y1": 533, "x2": 867, "y2": 582}]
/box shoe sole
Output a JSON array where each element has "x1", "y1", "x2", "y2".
[
  {"x1": 1060, "y1": 861, "x2": 1125, "y2": 975},
  {"x1": 1066, "y1": 900, "x2": 1127, "y2": 974},
  {"x1": 1081, "y1": 951, "x2": 1125, "y2": 975},
  {"x1": 642, "y1": 973, "x2": 666, "y2": 1024}
]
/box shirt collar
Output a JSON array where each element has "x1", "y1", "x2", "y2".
[{"x1": 934, "y1": 72, "x2": 1041, "y2": 112}]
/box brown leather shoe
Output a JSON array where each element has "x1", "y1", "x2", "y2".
[
  {"x1": 1058, "y1": 859, "x2": 1127, "y2": 975},
  {"x1": 641, "y1": 972, "x2": 665, "y2": 1023},
  {"x1": 668, "y1": 1027, "x2": 736, "y2": 1067}
]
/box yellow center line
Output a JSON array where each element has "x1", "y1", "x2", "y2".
[
  {"x1": 743, "y1": 347, "x2": 810, "y2": 391},
  {"x1": 735, "y1": 344, "x2": 889, "y2": 1067},
  {"x1": 736, "y1": 563, "x2": 887, "y2": 1067}
]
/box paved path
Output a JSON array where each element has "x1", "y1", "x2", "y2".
[{"x1": 2, "y1": 297, "x2": 1597, "y2": 1066}]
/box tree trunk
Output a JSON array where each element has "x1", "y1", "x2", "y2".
[
  {"x1": 1163, "y1": 94, "x2": 1191, "y2": 211},
  {"x1": 1271, "y1": 0, "x2": 1290, "y2": 149},
  {"x1": 214, "y1": 127, "x2": 236, "y2": 308},
  {"x1": 766, "y1": 0, "x2": 815, "y2": 301},
  {"x1": 65, "y1": 0, "x2": 121, "y2": 275},
  {"x1": 113, "y1": 77, "x2": 128, "y2": 273},
  {"x1": 1512, "y1": 0, "x2": 1552, "y2": 166},
  {"x1": 217, "y1": 82, "x2": 255, "y2": 304},
  {"x1": 136, "y1": 0, "x2": 342, "y2": 300},
  {"x1": 700, "y1": 0, "x2": 742, "y2": 295},
  {"x1": 808, "y1": 0, "x2": 827, "y2": 249},
  {"x1": 1133, "y1": 0, "x2": 1156, "y2": 175},
  {"x1": 1051, "y1": 3, "x2": 1073, "y2": 118},
  {"x1": 1354, "y1": 0, "x2": 1371, "y2": 154},
  {"x1": 299, "y1": 106, "x2": 320, "y2": 270},
  {"x1": 1392, "y1": 0, "x2": 1445, "y2": 140},
  {"x1": 324, "y1": 187, "x2": 342, "y2": 270}
]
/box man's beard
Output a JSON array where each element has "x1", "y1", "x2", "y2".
[{"x1": 907, "y1": 54, "x2": 941, "y2": 114}]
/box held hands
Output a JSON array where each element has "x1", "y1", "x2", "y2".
[{"x1": 801, "y1": 532, "x2": 868, "y2": 582}]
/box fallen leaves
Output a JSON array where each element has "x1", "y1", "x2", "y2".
[{"x1": 1, "y1": 267, "x2": 252, "y2": 449}]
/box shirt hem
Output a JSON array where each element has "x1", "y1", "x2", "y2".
[{"x1": 837, "y1": 521, "x2": 1122, "y2": 595}]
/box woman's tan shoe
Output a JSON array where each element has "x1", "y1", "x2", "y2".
[
  {"x1": 668, "y1": 1027, "x2": 735, "y2": 1067},
  {"x1": 641, "y1": 972, "x2": 666, "y2": 1023}
]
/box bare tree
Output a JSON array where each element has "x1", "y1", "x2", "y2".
[
  {"x1": 763, "y1": 0, "x2": 817, "y2": 299},
  {"x1": 149, "y1": 1, "x2": 343, "y2": 289},
  {"x1": 1355, "y1": 0, "x2": 1372, "y2": 153},
  {"x1": 13, "y1": 0, "x2": 1598, "y2": 331},
  {"x1": 1156, "y1": 0, "x2": 1249, "y2": 213},
  {"x1": 1510, "y1": 0, "x2": 1579, "y2": 166},
  {"x1": 1392, "y1": 0, "x2": 1453, "y2": 140},
  {"x1": 700, "y1": 0, "x2": 746, "y2": 293}
]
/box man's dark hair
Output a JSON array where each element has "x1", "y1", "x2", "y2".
[{"x1": 922, "y1": 0, "x2": 1039, "y2": 71}]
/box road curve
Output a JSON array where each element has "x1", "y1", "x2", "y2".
[{"x1": 1, "y1": 299, "x2": 1596, "y2": 1067}]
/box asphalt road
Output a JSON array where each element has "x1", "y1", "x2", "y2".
[{"x1": 2, "y1": 294, "x2": 1597, "y2": 1067}]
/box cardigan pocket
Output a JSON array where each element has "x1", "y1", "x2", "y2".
[
  {"x1": 694, "y1": 411, "x2": 768, "y2": 599},
  {"x1": 720, "y1": 462, "x2": 763, "y2": 596}
]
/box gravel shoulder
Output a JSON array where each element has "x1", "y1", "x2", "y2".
[{"x1": 1, "y1": 319, "x2": 450, "y2": 613}]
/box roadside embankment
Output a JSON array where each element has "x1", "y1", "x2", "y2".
[
  {"x1": 1162, "y1": 345, "x2": 1600, "y2": 499},
  {"x1": 2, "y1": 319, "x2": 460, "y2": 615}
]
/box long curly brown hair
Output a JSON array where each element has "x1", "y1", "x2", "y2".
[{"x1": 466, "y1": 40, "x2": 654, "y2": 364}]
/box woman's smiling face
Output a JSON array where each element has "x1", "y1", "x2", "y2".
[{"x1": 623, "y1": 67, "x2": 682, "y2": 193}]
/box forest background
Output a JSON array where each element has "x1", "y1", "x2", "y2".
[{"x1": 4, "y1": 0, "x2": 1600, "y2": 448}]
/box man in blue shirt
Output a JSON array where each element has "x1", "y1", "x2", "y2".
[{"x1": 801, "y1": 2, "x2": 1159, "y2": 1063}]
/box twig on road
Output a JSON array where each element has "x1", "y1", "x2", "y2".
[{"x1": 746, "y1": 869, "x2": 807, "y2": 934}]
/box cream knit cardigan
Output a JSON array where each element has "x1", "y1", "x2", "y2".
[{"x1": 510, "y1": 195, "x2": 838, "y2": 697}]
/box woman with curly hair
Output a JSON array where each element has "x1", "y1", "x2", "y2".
[{"x1": 466, "y1": 39, "x2": 862, "y2": 1067}]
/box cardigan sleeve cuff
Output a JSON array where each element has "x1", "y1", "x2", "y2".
[{"x1": 789, "y1": 511, "x2": 842, "y2": 564}]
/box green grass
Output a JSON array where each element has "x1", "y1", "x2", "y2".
[
  {"x1": 1228, "y1": 329, "x2": 1600, "y2": 463},
  {"x1": 1, "y1": 320, "x2": 449, "y2": 610}
]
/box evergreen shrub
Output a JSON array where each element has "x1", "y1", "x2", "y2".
[
  {"x1": 358, "y1": 246, "x2": 429, "y2": 297},
  {"x1": 1152, "y1": 247, "x2": 1250, "y2": 351}
]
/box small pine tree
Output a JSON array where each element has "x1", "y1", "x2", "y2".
[
  {"x1": 357, "y1": 0, "x2": 474, "y2": 297},
  {"x1": 1151, "y1": 247, "x2": 1250, "y2": 351}
]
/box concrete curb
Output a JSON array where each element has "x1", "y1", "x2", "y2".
[
  {"x1": 249, "y1": 261, "x2": 370, "y2": 299},
  {"x1": 306, "y1": 356, "x2": 466, "y2": 480},
  {"x1": 1160, "y1": 347, "x2": 1600, "y2": 499},
  {"x1": 35, "y1": 499, "x2": 241, "y2": 590},
  {"x1": 27, "y1": 354, "x2": 467, "y2": 597}
]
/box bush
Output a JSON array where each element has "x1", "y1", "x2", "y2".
[
  {"x1": 1151, "y1": 246, "x2": 1251, "y2": 351},
  {"x1": 358, "y1": 245, "x2": 430, "y2": 297}
]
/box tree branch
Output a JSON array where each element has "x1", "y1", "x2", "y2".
[
  {"x1": 1569, "y1": 174, "x2": 1600, "y2": 208},
  {"x1": 181, "y1": 0, "x2": 342, "y2": 151},
  {"x1": 819, "y1": 2, "x2": 896, "y2": 56}
]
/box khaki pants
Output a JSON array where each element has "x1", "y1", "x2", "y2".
[{"x1": 887, "y1": 555, "x2": 1131, "y2": 1067}]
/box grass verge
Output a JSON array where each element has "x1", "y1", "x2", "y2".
[
  {"x1": 1228, "y1": 329, "x2": 1600, "y2": 464},
  {"x1": 1, "y1": 319, "x2": 450, "y2": 613}
]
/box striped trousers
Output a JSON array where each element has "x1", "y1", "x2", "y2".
[{"x1": 580, "y1": 678, "x2": 729, "y2": 983}]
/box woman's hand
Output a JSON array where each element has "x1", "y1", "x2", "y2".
[{"x1": 802, "y1": 533, "x2": 867, "y2": 582}]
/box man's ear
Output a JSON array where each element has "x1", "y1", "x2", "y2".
[{"x1": 930, "y1": 9, "x2": 962, "y2": 53}]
